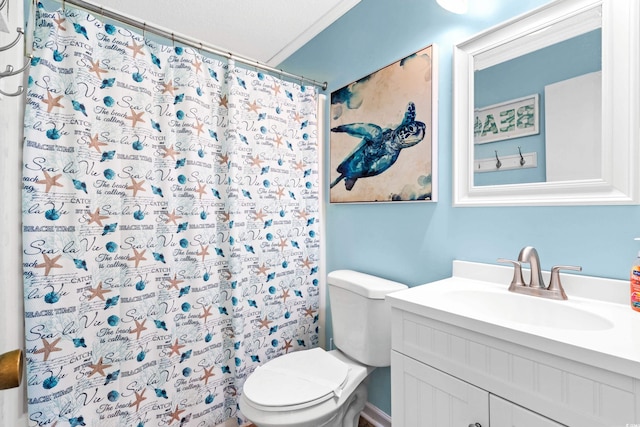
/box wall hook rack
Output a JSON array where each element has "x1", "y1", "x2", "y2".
[
  {"x1": 475, "y1": 150, "x2": 538, "y2": 173},
  {"x1": 0, "y1": 84, "x2": 22, "y2": 97},
  {"x1": 0, "y1": 14, "x2": 30, "y2": 99},
  {"x1": 0, "y1": 27, "x2": 22, "y2": 51},
  {"x1": 0, "y1": 54, "x2": 30, "y2": 78}
]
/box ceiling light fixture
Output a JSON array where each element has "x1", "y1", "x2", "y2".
[{"x1": 436, "y1": 0, "x2": 468, "y2": 14}]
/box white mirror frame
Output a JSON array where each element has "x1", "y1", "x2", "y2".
[{"x1": 452, "y1": 0, "x2": 639, "y2": 206}]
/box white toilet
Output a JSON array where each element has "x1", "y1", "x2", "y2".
[{"x1": 239, "y1": 270, "x2": 408, "y2": 427}]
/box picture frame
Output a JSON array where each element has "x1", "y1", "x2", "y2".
[
  {"x1": 329, "y1": 44, "x2": 438, "y2": 203},
  {"x1": 474, "y1": 94, "x2": 540, "y2": 144}
]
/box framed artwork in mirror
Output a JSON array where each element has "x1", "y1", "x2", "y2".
[
  {"x1": 329, "y1": 44, "x2": 438, "y2": 203},
  {"x1": 474, "y1": 94, "x2": 539, "y2": 145}
]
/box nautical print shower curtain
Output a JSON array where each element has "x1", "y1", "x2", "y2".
[{"x1": 22, "y1": 5, "x2": 320, "y2": 426}]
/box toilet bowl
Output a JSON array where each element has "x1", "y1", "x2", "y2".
[
  {"x1": 239, "y1": 348, "x2": 374, "y2": 427},
  {"x1": 239, "y1": 270, "x2": 408, "y2": 427}
]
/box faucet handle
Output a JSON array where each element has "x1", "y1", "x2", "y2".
[
  {"x1": 548, "y1": 265, "x2": 582, "y2": 300},
  {"x1": 497, "y1": 258, "x2": 526, "y2": 290}
]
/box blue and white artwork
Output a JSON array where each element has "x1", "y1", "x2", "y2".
[{"x1": 330, "y1": 44, "x2": 437, "y2": 203}]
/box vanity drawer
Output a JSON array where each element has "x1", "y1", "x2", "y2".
[{"x1": 490, "y1": 395, "x2": 566, "y2": 427}]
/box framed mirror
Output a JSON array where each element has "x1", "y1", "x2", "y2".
[{"x1": 452, "y1": 0, "x2": 639, "y2": 206}]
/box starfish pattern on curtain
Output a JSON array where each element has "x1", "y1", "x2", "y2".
[{"x1": 22, "y1": 5, "x2": 320, "y2": 426}]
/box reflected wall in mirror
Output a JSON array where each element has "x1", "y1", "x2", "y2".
[
  {"x1": 453, "y1": 0, "x2": 639, "y2": 206},
  {"x1": 474, "y1": 17, "x2": 601, "y2": 186}
]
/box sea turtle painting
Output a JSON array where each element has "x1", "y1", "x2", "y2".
[{"x1": 330, "y1": 102, "x2": 426, "y2": 191}]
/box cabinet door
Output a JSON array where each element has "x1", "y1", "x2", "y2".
[
  {"x1": 490, "y1": 395, "x2": 567, "y2": 427},
  {"x1": 391, "y1": 351, "x2": 488, "y2": 427}
]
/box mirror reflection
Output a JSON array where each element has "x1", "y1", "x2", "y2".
[{"x1": 472, "y1": 7, "x2": 601, "y2": 187}]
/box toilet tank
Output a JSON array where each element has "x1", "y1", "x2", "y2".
[{"x1": 327, "y1": 270, "x2": 408, "y2": 367}]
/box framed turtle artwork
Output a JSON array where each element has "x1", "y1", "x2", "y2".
[{"x1": 329, "y1": 44, "x2": 438, "y2": 203}]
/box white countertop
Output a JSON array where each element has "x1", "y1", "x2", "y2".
[{"x1": 386, "y1": 260, "x2": 640, "y2": 380}]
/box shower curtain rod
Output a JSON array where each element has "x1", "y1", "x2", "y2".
[{"x1": 53, "y1": 0, "x2": 328, "y2": 90}]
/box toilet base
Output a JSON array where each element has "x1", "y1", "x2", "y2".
[{"x1": 338, "y1": 381, "x2": 369, "y2": 427}]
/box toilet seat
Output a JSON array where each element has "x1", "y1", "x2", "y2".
[{"x1": 242, "y1": 348, "x2": 350, "y2": 411}]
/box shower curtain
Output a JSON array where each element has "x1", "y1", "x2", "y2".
[{"x1": 22, "y1": 6, "x2": 320, "y2": 426}]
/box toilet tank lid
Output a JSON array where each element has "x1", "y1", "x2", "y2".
[{"x1": 328, "y1": 270, "x2": 408, "y2": 299}]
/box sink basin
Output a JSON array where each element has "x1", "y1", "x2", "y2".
[
  {"x1": 386, "y1": 261, "x2": 639, "y2": 382},
  {"x1": 437, "y1": 289, "x2": 614, "y2": 331}
]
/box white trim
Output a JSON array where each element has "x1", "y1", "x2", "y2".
[
  {"x1": 474, "y1": 4, "x2": 601, "y2": 71},
  {"x1": 430, "y1": 44, "x2": 439, "y2": 203},
  {"x1": 317, "y1": 94, "x2": 327, "y2": 350},
  {"x1": 361, "y1": 402, "x2": 392, "y2": 427},
  {"x1": 267, "y1": 0, "x2": 361, "y2": 66},
  {"x1": 0, "y1": 0, "x2": 28, "y2": 425}
]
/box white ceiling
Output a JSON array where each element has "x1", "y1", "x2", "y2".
[{"x1": 94, "y1": 0, "x2": 361, "y2": 66}]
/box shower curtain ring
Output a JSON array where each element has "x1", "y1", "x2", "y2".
[{"x1": 171, "y1": 32, "x2": 174, "y2": 47}]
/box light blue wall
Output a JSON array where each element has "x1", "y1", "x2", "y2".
[{"x1": 281, "y1": 0, "x2": 640, "y2": 416}]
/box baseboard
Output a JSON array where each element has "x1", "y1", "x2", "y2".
[{"x1": 361, "y1": 402, "x2": 392, "y2": 427}]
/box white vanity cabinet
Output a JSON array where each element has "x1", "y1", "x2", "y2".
[
  {"x1": 392, "y1": 348, "x2": 565, "y2": 426},
  {"x1": 389, "y1": 309, "x2": 637, "y2": 426},
  {"x1": 388, "y1": 261, "x2": 640, "y2": 427}
]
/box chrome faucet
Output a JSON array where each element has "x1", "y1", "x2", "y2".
[{"x1": 498, "y1": 246, "x2": 582, "y2": 300}]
